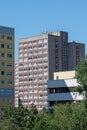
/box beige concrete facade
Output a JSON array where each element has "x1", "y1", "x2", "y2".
[
  {"x1": 54, "y1": 70, "x2": 75, "y2": 80},
  {"x1": 18, "y1": 31, "x2": 68, "y2": 110}
]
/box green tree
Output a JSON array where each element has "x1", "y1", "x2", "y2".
[
  {"x1": 52, "y1": 103, "x2": 73, "y2": 130},
  {"x1": 1, "y1": 103, "x2": 87, "y2": 130},
  {"x1": 71, "y1": 102, "x2": 87, "y2": 130},
  {"x1": 34, "y1": 108, "x2": 52, "y2": 130},
  {"x1": 0, "y1": 119, "x2": 21, "y2": 130},
  {"x1": 51, "y1": 102, "x2": 87, "y2": 130},
  {"x1": 75, "y1": 55, "x2": 87, "y2": 100},
  {"x1": 3, "y1": 105, "x2": 38, "y2": 130}
]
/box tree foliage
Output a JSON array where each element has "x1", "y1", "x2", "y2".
[
  {"x1": 0, "y1": 102, "x2": 87, "y2": 130},
  {"x1": 75, "y1": 55, "x2": 87, "y2": 99}
]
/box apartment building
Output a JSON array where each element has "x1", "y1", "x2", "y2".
[
  {"x1": 18, "y1": 31, "x2": 68, "y2": 110},
  {"x1": 17, "y1": 31, "x2": 85, "y2": 110},
  {"x1": 68, "y1": 41, "x2": 85, "y2": 70},
  {"x1": 0, "y1": 26, "x2": 14, "y2": 108},
  {"x1": 48, "y1": 71, "x2": 83, "y2": 108}
]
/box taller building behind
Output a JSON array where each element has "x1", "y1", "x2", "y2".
[
  {"x1": 0, "y1": 26, "x2": 14, "y2": 108},
  {"x1": 17, "y1": 31, "x2": 85, "y2": 110},
  {"x1": 68, "y1": 41, "x2": 85, "y2": 70}
]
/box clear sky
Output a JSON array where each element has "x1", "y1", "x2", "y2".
[{"x1": 0, "y1": 0, "x2": 87, "y2": 61}]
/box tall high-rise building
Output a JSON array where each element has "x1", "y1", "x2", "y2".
[
  {"x1": 0, "y1": 26, "x2": 14, "y2": 108},
  {"x1": 17, "y1": 31, "x2": 85, "y2": 110},
  {"x1": 68, "y1": 41, "x2": 85, "y2": 70}
]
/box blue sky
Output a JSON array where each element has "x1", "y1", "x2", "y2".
[{"x1": 0, "y1": 0, "x2": 87, "y2": 60}]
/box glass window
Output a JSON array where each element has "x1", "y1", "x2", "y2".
[
  {"x1": 1, "y1": 71, "x2": 4, "y2": 75},
  {"x1": 7, "y1": 72, "x2": 12, "y2": 76},
  {"x1": 7, "y1": 45, "x2": 12, "y2": 49},
  {"x1": 1, "y1": 80, "x2": 5, "y2": 84},
  {"x1": 7, "y1": 36, "x2": 12, "y2": 40},
  {"x1": 1, "y1": 44, "x2": 4, "y2": 48},
  {"x1": 7, "y1": 54, "x2": 12, "y2": 58},
  {"x1": 38, "y1": 39, "x2": 42, "y2": 43},
  {"x1": 8, "y1": 81, "x2": 12, "y2": 86},
  {"x1": 1, "y1": 53, "x2": 4, "y2": 57},
  {"x1": 7, "y1": 63, "x2": 12, "y2": 67}
]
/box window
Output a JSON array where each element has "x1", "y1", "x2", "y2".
[
  {"x1": 38, "y1": 44, "x2": 43, "y2": 48},
  {"x1": 7, "y1": 72, "x2": 12, "y2": 76},
  {"x1": 44, "y1": 38, "x2": 47, "y2": 43},
  {"x1": 1, "y1": 53, "x2": 4, "y2": 57},
  {"x1": 1, "y1": 44, "x2": 4, "y2": 48},
  {"x1": 7, "y1": 54, "x2": 12, "y2": 58},
  {"x1": 44, "y1": 66, "x2": 47, "y2": 69},
  {"x1": 55, "y1": 44, "x2": 58, "y2": 48},
  {"x1": 7, "y1": 45, "x2": 12, "y2": 49},
  {"x1": 38, "y1": 39, "x2": 42, "y2": 43},
  {"x1": 1, "y1": 62, "x2": 5, "y2": 66},
  {"x1": 8, "y1": 81, "x2": 12, "y2": 86},
  {"x1": 7, "y1": 36, "x2": 12, "y2": 40},
  {"x1": 7, "y1": 63, "x2": 12, "y2": 67},
  {"x1": 8, "y1": 99, "x2": 12, "y2": 104},
  {"x1": 1, "y1": 71, "x2": 4, "y2": 75},
  {"x1": 1, "y1": 80, "x2": 5, "y2": 85}
]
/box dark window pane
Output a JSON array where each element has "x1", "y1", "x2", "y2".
[
  {"x1": 1, "y1": 44, "x2": 4, "y2": 48},
  {"x1": 1, "y1": 71, "x2": 4, "y2": 75},
  {"x1": 1, "y1": 53, "x2": 4, "y2": 57}
]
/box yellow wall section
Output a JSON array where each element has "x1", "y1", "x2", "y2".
[{"x1": 54, "y1": 71, "x2": 75, "y2": 80}]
